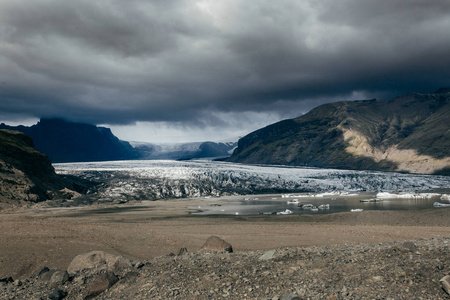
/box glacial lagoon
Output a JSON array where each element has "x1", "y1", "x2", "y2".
[{"x1": 193, "y1": 192, "x2": 449, "y2": 215}]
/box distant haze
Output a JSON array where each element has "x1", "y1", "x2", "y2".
[{"x1": 1, "y1": 1, "x2": 450, "y2": 142}]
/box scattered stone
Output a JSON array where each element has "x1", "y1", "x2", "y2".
[
  {"x1": 0, "y1": 277, "x2": 13, "y2": 284},
  {"x1": 40, "y1": 269, "x2": 60, "y2": 282},
  {"x1": 49, "y1": 271, "x2": 69, "y2": 288},
  {"x1": 134, "y1": 261, "x2": 144, "y2": 269},
  {"x1": 13, "y1": 279, "x2": 21, "y2": 286},
  {"x1": 394, "y1": 268, "x2": 407, "y2": 279},
  {"x1": 401, "y1": 241, "x2": 418, "y2": 252},
  {"x1": 371, "y1": 276, "x2": 383, "y2": 282},
  {"x1": 85, "y1": 271, "x2": 118, "y2": 299},
  {"x1": 48, "y1": 289, "x2": 67, "y2": 300},
  {"x1": 441, "y1": 275, "x2": 450, "y2": 296},
  {"x1": 199, "y1": 236, "x2": 233, "y2": 253},
  {"x1": 178, "y1": 247, "x2": 188, "y2": 256},
  {"x1": 34, "y1": 266, "x2": 50, "y2": 278},
  {"x1": 1, "y1": 238, "x2": 450, "y2": 299},
  {"x1": 259, "y1": 250, "x2": 277, "y2": 260}
]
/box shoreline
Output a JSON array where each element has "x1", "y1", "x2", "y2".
[{"x1": 0, "y1": 199, "x2": 449, "y2": 280}]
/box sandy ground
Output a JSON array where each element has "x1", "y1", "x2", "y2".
[{"x1": 1, "y1": 198, "x2": 449, "y2": 280}]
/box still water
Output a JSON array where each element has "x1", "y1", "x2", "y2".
[{"x1": 193, "y1": 192, "x2": 448, "y2": 215}]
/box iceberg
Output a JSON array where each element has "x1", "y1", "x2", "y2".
[
  {"x1": 440, "y1": 194, "x2": 450, "y2": 201},
  {"x1": 277, "y1": 209, "x2": 293, "y2": 215},
  {"x1": 318, "y1": 204, "x2": 330, "y2": 209},
  {"x1": 433, "y1": 202, "x2": 450, "y2": 207},
  {"x1": 287, "y1": 199, "x2": 300, "y2": 204},
  {"x1": 376, "y1": 192, "x2": 441, "y2": 199}
]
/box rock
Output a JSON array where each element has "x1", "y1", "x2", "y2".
[
  {"x1": 401, "y1": 241, "x2": 418, "y2": 252},
  {"x1": 178, "y1": 247, "x2": 188, "y2": 256},
  {"x1": 259, "y1": 250, "x2": 277, "y2": 260},
  {"x1": 48, "y1": 289, "x2": 67, "y2": 300},
  {"x1": 394, "y1": 268, "x2": 407, "y2": 279},
  {"x1": 109, "y1": 255, "x2": 133, "y2": 273},
  {"x1": 49, "y1": 271, "x2": 69, "y2": 288},
  {"x1": 40, "y1": 269, "x2": 60, "y2": 282},
  {"x1": 13, "y1": 279, "x2": 22, "y2": 286},
  {"x1": 372, "y1": 276, "x2": 383, "y2": 282},
  {"x1": 134, "y1": 261, "x2": 144, "y2": 269},
  {"x1": 85, "y1": 271, "x2": 118, "y2": 299},
  {"x1": 34, "y1": 266, "x2": 49, "y2": 278},
  {"x1": 0, "y1": 277, "x2": 13, "y2": 284},
  {"x1": 199, "y1": 236, "x2": 233, "y2": 253},
  {"x1": 441, "y1": 275, "x2": 450, "y2": 296},
  {"x1": 67, "y1": 251, "x2": 132, "y2": 274}
]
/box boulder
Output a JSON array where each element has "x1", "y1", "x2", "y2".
[
  {"x1": 198, "y1": 236, "x2": 233, "y2": 253},
  {"x1": 85, "y1": 271, "x2": 118, "y2": 299},
  {"x1": 67, "y1": 251, "x2": 132, "y2": 274}
]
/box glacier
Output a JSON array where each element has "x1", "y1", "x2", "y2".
[{"x1": 54, "y1": 160, "x2": 450, "y2": 202}]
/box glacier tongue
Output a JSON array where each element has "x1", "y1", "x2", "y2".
[{"x1": 54, "y1": 160, "x2": 450, "y2": 202}]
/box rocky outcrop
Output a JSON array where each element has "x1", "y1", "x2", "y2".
[
  {"x1": 228, "y1": 89, "x2": 450, "y2": 174},
  {"x1": 0, "y1": 129, "x2": 74, "y2": 203}
]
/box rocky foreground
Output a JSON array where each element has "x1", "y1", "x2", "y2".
[{"x1": 1, "y1": 236, "x2": 449, "y2": 300}]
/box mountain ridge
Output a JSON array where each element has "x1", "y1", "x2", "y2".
[
  {"x1": 0, "y1": 119, "x2": 139, "y2": 163},
  {"x1": 0, "y1": 119, "x2": 238, "y2": 163},
  {"x1": 228, "y1": 89, "x2": 450, "y2": 175}
]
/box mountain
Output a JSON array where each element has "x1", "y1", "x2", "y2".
[
  {"x1": 228, "y1": 89, "x2": 450, "y2": 175},
  {"x1": 0, "y1": 129, "x2": 75, "y2": 202},
  {"x1": 0, "y1": 119, "x2": 139, "y2": 163},
  {"x1": 132, "y1": 141, "x2": 237, "y2": 160}
]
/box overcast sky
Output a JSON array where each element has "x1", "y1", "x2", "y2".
[{"x1": 1, "y1": 0, "x2": 450, "y2": 143}]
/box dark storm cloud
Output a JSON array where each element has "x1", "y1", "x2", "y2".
[{"x1": 1, "y1": 0, "x2": 450, "y2": 128}]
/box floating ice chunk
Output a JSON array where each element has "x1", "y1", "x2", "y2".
[
  {"x1": 277, "y1": 209, "x2": 293, "y2": 215},
  {"x1": 376, "y1": 192, "x2": 440, "y2": 199},
  {"x1": 318, "y1": 204, "x2": 330, "y2": 209},
  {"x1": 287, "y1": 199, "x2": 299, "y2": 204},
  {"x1": 351, "y1": 209, "x2": 364, "y2": 212},
  {"x1": 360, "y1": 198, "x2": 382, "y2": 202},
  {"x1": 433, "y1": 202, "x2": 450, "y2": 207},
  {"x1": 440, "y1": 194, "x2": 450, "y2": 201},
  {"x1": 299, "y1": 203, "x2": 314, "y2": 209}
]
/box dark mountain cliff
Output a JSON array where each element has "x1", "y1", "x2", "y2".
[
  {"x1": 228, "y1": 89, "x2": 450, "y2": 174},
  {"x1": 0, "y1": 129, "x2": 74, "y2": 202},
  {"x1": 0, "y1": 119, "x2": 139, "y2": 163}
]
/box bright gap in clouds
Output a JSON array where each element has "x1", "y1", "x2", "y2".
[{"x1": 106, "y1": 111, "x2": 289, "y2": 144}]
